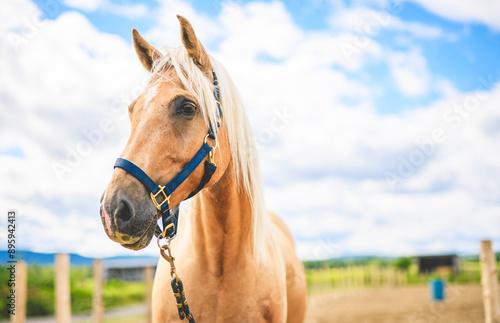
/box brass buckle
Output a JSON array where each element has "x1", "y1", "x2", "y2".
[
  {"x1": 150, "y1": 185, "x2": 170, "y2": 210},
  {"x1": 209, "y1": 149, "x2": 215, "y2": 166},
  {"x1": 161, "y1": 223, "x2": 175, "y2": 239}
]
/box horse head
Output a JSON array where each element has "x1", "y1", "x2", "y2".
[{"x1": 100, "y1": 16, "x2": 230, "y2": 250}]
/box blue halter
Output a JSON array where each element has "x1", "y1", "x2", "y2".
[{"x1": 114, "y1": 71, "x2": 222, "y2": 240}]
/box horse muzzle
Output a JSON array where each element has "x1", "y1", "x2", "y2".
[{"x1": 100, "y1": 179, "x2": 158, "y2": 250}]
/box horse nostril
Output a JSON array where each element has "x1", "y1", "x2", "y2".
[{"x1": 115, "y1": 198, "x2": 133, "y2": 230}]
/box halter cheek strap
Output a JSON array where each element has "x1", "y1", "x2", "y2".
[{"x1": 114, "y1": 70, "x2": 222, "y2": 240}]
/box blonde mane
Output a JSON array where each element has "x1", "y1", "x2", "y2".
[{"x1": 150, "y1": 47, "x2": 268, "y2": 260}]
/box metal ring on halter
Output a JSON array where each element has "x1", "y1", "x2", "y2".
[
  {"x1": 157, "y1": 233, "x2": 172, "y2": 247},
  {"x1": 204, "y1": 134, "x2": 218, "y2": 150}
]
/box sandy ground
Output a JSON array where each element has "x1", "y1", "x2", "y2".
[{"x1": 305, "y1": 284, "x2": 485, "y2": 323}]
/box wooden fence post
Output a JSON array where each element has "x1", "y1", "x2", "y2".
[
  {"x1": 356, "y1": 266, "x2": 363, "y2": 288},
  {"x1": 93, "y1": 259, "x2": 104, "y2": 323},
  {"x1": 55, "y1": 254, "x2": 71, "y2": 323},
  {"x1": 360, "y1": 266, "x2": 365, "y2": 288},
  {"x1": 11, "y1": 261, "x2": 27, "y2": 323},
  {"x1": 371, "y1": 267, "x2": 380, "y2": 288},
  {"x1": 481, "y1": 240, "x2": 500, "y2": 323},
  {"x1": 396, "y1": 269, "x2": 406, "y2": 286},
  {"x1": 329, "y1": 267, "x2": 335, "y2": 289},
  {"x1": 347, "y1": 266, "x2": 352, "y2": 290},
  {"x1": 387, "y1": 267, "x2": 395, "y2": 287},
  {"x1": 340, "y1": 267, "x2": 346, "y2": 290},
  {"x1": 144, "y1": 266, "x2": 155, "y2": 323}
]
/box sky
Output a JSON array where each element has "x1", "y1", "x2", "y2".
[{"x1": 1, "y1": 0, "x2": 499, "y2": 260}]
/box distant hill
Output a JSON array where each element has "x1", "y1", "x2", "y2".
[
  {"x1": 1, "y1": 250, "x2": 94, "y2": 265},
  {"x1": 0, "y1": 250, "x2": 158, "y2": 267}
]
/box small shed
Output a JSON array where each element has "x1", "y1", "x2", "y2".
[
  {"x1": 104, "y1": 256, "x2": 158, "y2": 281},
  {"x1": 416, "y1": 254, "x2": 460, "y2": 274}
]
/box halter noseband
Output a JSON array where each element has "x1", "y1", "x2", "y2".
[{"x1": 114, "y1": 71, "x2": 222, "y2": 241}]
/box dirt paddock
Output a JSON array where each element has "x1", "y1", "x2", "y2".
[{"x1": 305, "y1": 284, "x2": 486, "y2": 323}]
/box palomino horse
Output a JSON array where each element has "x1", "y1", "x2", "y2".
[{"x1": 100, "y1": 15, "x2": 306, "y2": 322}]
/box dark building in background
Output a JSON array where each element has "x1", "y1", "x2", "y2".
[
  {"x1": 105, "y1": 257, "x2": 158, "y2": 281},
  {"x1": 416, "y1": 254, "x2": 460, "y2": 274}
]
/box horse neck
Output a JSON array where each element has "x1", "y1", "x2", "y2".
[{"x1": 190, "y1": 161, "x2": 254, "y2": 275}]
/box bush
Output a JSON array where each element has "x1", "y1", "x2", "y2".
[
  {"x1": 27, "y1": 265, "x2": 55, "y2": 316},
  {"x1": 104, "y1": 278, "x2": 145, "y2": 308},
  {"x1": 394, "y1": 257, "x2": 412, "y2": 271}
]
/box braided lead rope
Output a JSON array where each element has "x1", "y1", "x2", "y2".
[{"x1": 158, "y1": 239, "x2": 196, "y2": 323}]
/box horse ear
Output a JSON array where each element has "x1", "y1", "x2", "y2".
[
  {"x1": 132, "y1": 29, "x2": 162, "y2": 72},
  {"x1": 177, "y1": 15, "x2": 213, "y2": 74}
]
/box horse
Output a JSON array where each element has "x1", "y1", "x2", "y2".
[{"x1": 99, "y1": 15, "x2": 306, "y2": 322}]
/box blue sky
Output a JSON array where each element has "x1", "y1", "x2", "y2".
[{"x1": 1, "y1": 0, "x2": 499, "y2": 259}]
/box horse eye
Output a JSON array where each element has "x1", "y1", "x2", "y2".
[{"x1": 180, "y1": 102, "x2": 196, "y2": 115}]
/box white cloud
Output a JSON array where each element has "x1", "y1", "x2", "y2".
[
  {"x1": 218, "y1": 2, "x2": 304, "y2": 61},
  {"x1": 64, "y1": 0, "x2": 149, "y2": 18},
  {"x1": 406, "y1": 0, "x2": 500, "y2": 31},
  {"x1": 388, "y1": 48, "x2": 430, "y2": 97},
  {"x1": 329, "y1": 5, "x2": 455, "y2": 40},
  {"x1": 326, "y1": 4, "x2": 456, "y2": 72},
  {"x1": 0, "y1": 0, "x2": 147, "y2": 257},
  {"x1": 107, "y1": 3, "x2": 149, "y2": 19},
  {"x1": 144, "y1": 0, "x2": 221, "y2": 48},
  {"x1": 340, "y1": 0, "x2": 500, "y2": 32},
  {"x1": 64, "y1": 0, "x2": 102, "y2": 12},
  {"x1": 391, "y1": 18, "x2": 456, "y2": 40}
]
